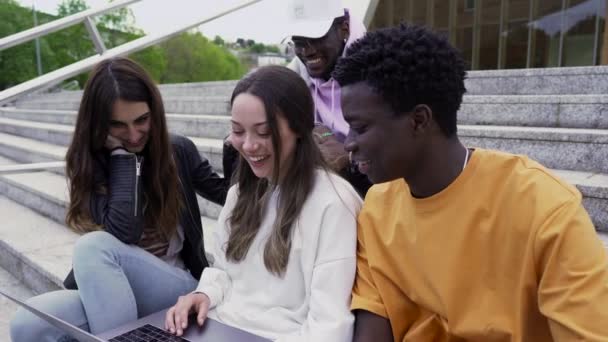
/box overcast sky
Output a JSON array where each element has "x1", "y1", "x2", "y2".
[{"x1": 16, "y1": 0, "x2": 371, "y2": 44}]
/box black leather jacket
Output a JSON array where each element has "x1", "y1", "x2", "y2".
[{"x1": 64, "y1": 134, "x2": 229, "y2": 289}]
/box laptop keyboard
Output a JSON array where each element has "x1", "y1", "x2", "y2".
[{"x1": 108, "y1": 324, "x2": 190, "y2": 342}]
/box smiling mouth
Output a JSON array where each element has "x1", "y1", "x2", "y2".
[
  {"x1": 247, "y1": 155, "x2": 270, "y2": 164},
  {"x1": 306, "y1": 57, "x2": 323, "y2": 67}
]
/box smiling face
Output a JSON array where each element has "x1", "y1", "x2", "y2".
[
  {"x1": 292, "y1": 19, "x2": 349, "y2": 81},
  {"x1": 342, "y1": 82, "x2": 417, "y2": 184},
  {"x1": 108, "y1": 99, "x2": 151, "y2": 153},
  {"x1": 230, "y1": 93, "x2": 298, "y2": 181}
]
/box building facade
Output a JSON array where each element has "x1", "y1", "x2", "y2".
[{"x1": 368, "y1": 0, "x2": 607, "y2": 69}]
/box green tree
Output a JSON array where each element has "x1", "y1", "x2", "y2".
[
  {"x1": 213, "y1": 35, "x2": 225, "y2": 46},
  {"x1": 160, "y1": 32, "x2": 245, "y2": 83},
  {"x1": 0, "y1": 0, "x2": 59, "y2": 89}
]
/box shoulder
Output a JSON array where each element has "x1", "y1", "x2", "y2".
[
  {"x1": 309, "y1": 169, "x2": 363, "y2": 213},
  {"x1": 170, "y1": 134, "x2": 199, "y2": 161},
  {"x1": 474, "y1": 149, "x2": 585, "y2": 232},
  {"x1": 170, "y1": 134, "x2": 196, "y2": 151},
  {"x1": 478, "y1": 149, "x2": 581, "y2": 203}
]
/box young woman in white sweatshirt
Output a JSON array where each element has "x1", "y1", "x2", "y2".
[{"x1": 165, "y1": 65, "x2": 362, "y2": 341}]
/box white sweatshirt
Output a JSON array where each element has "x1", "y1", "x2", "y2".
[{"x1": 196, "y1": 170, "x2": 362, "y2": 341}]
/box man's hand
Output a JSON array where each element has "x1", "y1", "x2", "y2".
[
  {"x1": 165, "y1": 292, "x2": 210, "y2": 336},
  {"x1": 313, "y1": 125, "x2": 349, "y2": 172}
]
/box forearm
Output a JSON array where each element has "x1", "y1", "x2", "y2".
[
  {"x1": 194, "y1": 267, "x2": 231, "y2": 309},
  {"x1": 91, "y1": 153, "x2": 144, "y2": 243}
]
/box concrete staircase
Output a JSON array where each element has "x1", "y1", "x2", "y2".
[{"x1": 0, "y1": 67, "x2": 607, "y2": 297}]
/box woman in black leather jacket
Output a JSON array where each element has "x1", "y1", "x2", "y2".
[{"x1": 10, "y1": 57, "x2": 229, "y2": 341}]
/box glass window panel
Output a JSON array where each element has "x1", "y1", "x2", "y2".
[
  {"x1": 457, "y1": 0, "x2": 475, "y2": 27},
  {"x1": 530, "y1": 0, "x2": 563, "y2": 67},
  {"x1": 505, "y1": 19, "x2": 529, "y2": 68},
  {"x1": 600, "y1": 5, "x2": 607, "y2": 64},
  {"x1": 455, "y1": 26, "x2": 474, "y2": 68},
  {"x1": 412, "y1": 1, "x2": 429, "y2": 25},
  {"x1": 435, "y1": 1, "x2": 450, "y2": 29},
  {"x1": 482, "y1": 0, "x2": 502, "y2": 25},
  {"x1": 509, "y1": 0, "x2": 532, "y2": 19},
  {"x1": 480, "y1": 24, "x2": 500, "y2": 68},
  {"x1": 562, "y1": 0, "x2": 601, "y2": 66},
  {"x1": 395, "y1": 0, "x2": 409, "y2": 25}
]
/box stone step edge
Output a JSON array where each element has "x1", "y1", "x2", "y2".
[
  {"x1": 0, "y1": 194, "x2": 219, "y2": 295},
  {"x1": 0, "y1": 107, "x2": 232, "y2": 121},
  {"x1": 0, "y1": 238, "x2": 64, "y2": 295}
]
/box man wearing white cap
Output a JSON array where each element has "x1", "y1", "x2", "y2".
[
  {"x1": 222, "y1": 0, "x2": 370, "y2": 195},
  {"x1": 287, "y1": 0, "x2": 371, "y2": 196}
]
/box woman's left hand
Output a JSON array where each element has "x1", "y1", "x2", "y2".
[{"x1": 164, "y1": 292, "x2": 210, "y2": 336}]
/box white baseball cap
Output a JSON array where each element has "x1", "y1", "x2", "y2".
[{"x1": 288, "y1": 0, "x2": 346, "y2": 39}]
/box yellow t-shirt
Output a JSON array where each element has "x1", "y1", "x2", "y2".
[{"x1": 351, "y1": 148, "x2": 608, "y2": 342}]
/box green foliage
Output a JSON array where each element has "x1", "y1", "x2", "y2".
[
  {"x1": 0, "y1": 0, "x2": 245, "y2": 90},
  {"x1": 0, "y1": 0, "x2": 59, "y2": 89},
  {"x1": 160, "y1": 32, "x2": 245, "y2": 83},
  {"x1": 234, "y1": 37, "x2": 281, "y2": 54},
  {"x1": 213, "y1": 35, "x2": 225, "y2": 46}
]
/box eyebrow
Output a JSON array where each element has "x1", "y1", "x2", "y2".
[
  {"x1": 230, "y1": 120, "x2": 268, "y2": 127},
  {"x1": 110, "y1": 112, "x2": 150, "y2": 124}
]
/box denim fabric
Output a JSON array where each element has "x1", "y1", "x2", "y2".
[{"x1": 10, "y1": 231, "x2": 198, "y2": 341}]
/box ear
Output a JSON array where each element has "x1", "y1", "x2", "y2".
[{"x1": 410, "y1": 104, "x2": 433, "y2": 135}]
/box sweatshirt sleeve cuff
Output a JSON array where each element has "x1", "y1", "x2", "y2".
[{"x1": 194, "y1": 267, "x2": 231, "y2": 309}]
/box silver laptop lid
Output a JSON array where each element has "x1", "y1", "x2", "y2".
[{"x1": 0, "y1": 288, "x2": 105, "y2": 342}]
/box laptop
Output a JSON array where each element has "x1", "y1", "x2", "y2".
[{"x1": 1, "y1": 289, "x2": 269, "y2": 342}]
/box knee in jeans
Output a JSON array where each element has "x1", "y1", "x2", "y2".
[
  {"x1": 10, "y1": 306, "x2": 47, "y2": 341},
  {"x1": 73, "y1": 231, "x2": 120, "y2": 265}
]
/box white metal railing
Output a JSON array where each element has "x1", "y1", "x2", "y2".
[
  {"x1": 0, "y1": 161, "x2": 64, "y2": 175},
  {"x1": 0, "y1": 0, "x2": 140, "y2": 52},
  {"x1": 0, "y1": 0, "x2": 263, "y2": 106}
]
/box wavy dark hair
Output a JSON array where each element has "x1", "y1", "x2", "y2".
[
  {"x1": 332, "y1": 23, "x2": 467, "y2": 137},
  {"x1": 227, "y1": 65, "x2": 325, "y2": 276},
  {"x1": 65, "y1": 57, "x2": 180, "y2": 239}
]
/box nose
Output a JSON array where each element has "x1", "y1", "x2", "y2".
[
  {"x1": 242, "y1": 134, "x2": 258, "y2": 153},
  {"x1": 344, "y1": 130, "x2": 357, "y2": 153},
  {"x1": 127, "y1": 125, "x2": 143, "y2": 144}
]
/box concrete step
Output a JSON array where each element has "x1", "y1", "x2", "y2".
[
  {"x1": 0, "y1": 118, "x2": 224, "y2": 172},
  {"x1": 459, "y1": 94, "x2": 608, "y2": 129},
  {"x1": 0, "y1": 150, "x2": 222, "y2": 220},
  {"x1": 0, "y1": 192, "x2": 220, "y2": 299},
  {"x1": 0, "y1": 265, "x2": 35, "y2": 341},
  {"x1": 0, "y1": 163, "x2": 221, "y2": 294},
  {"x1": 466, "y1": 65, "x2": 608, "y2": 95},
  {"x1": 15, "y1": 66, "x2": 608, "y2": 108},
  {"x1": 13, "y1": 95, "x2": 231, "y2": 115},
  {"x1": 3, "y1": 113, "x2": 606, "y2": 173},
  {"x1": 0, "y1": 132, "x2": 66, "y2": 167},
  {"x1": 6, "y1": 92, "x2": 608, "y2": 131},
  {"x1": 12, "y1": 93, "x2": 608, "y2": 129},
  {"x1": 0, "y1": 149, "x2": 605, "y2": 231},
  {"x1": 460, "y1": 125, "x2": 608, "y2": 173},
  {"x1": 16, "y1": 80, "x2": 238, "y2": 103},
  {"x1": 0, "y1": 108, "x2": 231, "y2": 140}
]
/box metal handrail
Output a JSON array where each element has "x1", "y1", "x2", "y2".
[
  {"x1": 0, "y1": 0, "x2": 140, "y2": 51},
  {"x1": 0, "y1": 161, "x2": 64, "y2": 175},
  {"x1": 0, "y1": 0, "x2": 263, "y2": 107}
]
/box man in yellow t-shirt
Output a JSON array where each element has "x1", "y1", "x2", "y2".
[{"x1": 332, "y1": 24, "x2": 608, "y2": 341}]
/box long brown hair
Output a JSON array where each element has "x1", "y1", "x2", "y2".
[
  {"x1": 227, "y1": 65, "x2": 325, "y2": 276},
  {"x1": 65, "y1": 57, "x2": 180, "y2": 239}
]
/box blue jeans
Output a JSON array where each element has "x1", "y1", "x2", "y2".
[{"x1": 10, "y1": 231, "x2": 198, "y2": 342}]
